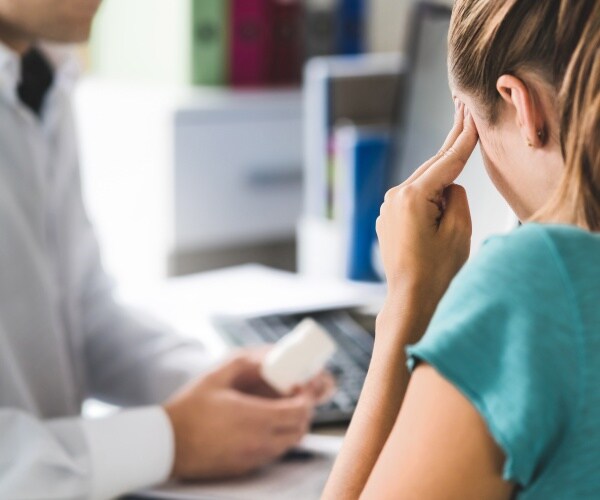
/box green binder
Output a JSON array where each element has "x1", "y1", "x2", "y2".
[
  {"x1": 90, "y1": 0, "x2": 229, "y2": 86},
  {"x1": 191, "y1": 0, "x2": 229, "y2": 86}
]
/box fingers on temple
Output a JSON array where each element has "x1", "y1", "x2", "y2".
[
  {"x1": 401, "y1": 100, "x2": 467, "y2": 186},
  {"x1": 418, "y1": 110, "x2": 478, "y2": 190},
  {"x1": 383, "y1": 103, "x2": 477, "y2": 206}
]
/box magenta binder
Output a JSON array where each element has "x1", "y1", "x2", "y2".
[
  {"x1": 269, "y1": 0, "x2": 302, "y2": 85},
  {"x1": 230, "y1": 0, "x2": 272, "y2": 86}
]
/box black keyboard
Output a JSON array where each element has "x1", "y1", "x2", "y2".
[{"x1": 212, "y1": 308, "x2": 375, "y2": 426}]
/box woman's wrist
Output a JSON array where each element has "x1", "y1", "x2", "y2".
[{"x1": 376, "y1": 283, "x2": 441, "y2": 348}]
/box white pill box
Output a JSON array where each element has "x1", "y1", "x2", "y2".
[{"x1": 260, "y1": 318, "x2": 337, "y2": 394}]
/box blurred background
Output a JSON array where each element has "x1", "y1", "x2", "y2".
[{"x1": 75, "y1": 0, "x2": 510, "y2": 302}]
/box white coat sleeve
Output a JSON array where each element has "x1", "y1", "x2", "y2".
[
  {"x1": 0, "y1": 407, "x2": 173, "y2": 500},
  {"x1": 57, "y1": 97, "x2": 216, "y2": 406}
]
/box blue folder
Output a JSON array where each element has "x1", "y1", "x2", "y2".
[
  {"x1": 336, "y1": 0, "x2": 366, "y2": 55},
  {"x1": 343, "y1": 129, "x2": 390, "y2": 281}
]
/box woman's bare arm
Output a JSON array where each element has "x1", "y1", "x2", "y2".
[
  {"x1": 322, "y1": 293, "x2": 432, "y2": 499},
  {"x1": 323, "y1": 297, "x2": 514, "y2": 500},
  {"x1": 361, "y1": 364, "x2": 514, "y2": 499}
]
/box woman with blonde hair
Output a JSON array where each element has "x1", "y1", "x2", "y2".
[{"x1": 324, "y1": 1, "x2": 600, "y2": 498}]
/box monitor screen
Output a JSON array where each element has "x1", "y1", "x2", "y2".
[{"x1": 390, "y1": 2, "x2": 515, "y2": 251}]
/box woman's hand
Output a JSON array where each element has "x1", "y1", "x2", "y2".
[{"x1": 376, "y1": 101, "x2": 478, "y2": 342}]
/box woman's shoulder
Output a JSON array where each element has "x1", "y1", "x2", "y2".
[
  {"x1": 465, "y1": 222, "x2": 600, "y2": 295},
  {"x1": 425, "y1": 223, "x2": 585, "y2": 351},
  {"x1": 480, "y1": 222, "x2": 599, "y2": 257},
  {"x1": 476, "y1": 223, "x2": 565, "y2": 267},
  {"x1": 410, "y1": 224, "x2": 588, "y2": 489},
  {"x1": 455, "y1": 223, "x2": 565, "y2": 295}
]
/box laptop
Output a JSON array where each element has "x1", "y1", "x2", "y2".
[{"x1": 213, "y1": 307, "x2": 375, "y2": 425}]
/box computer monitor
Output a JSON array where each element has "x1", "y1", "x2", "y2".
[{"x1": 389, "y1": 2, "x2": 515, "y2": 251}]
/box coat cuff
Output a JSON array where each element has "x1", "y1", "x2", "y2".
[{"x1": 82, "y1": 406, "x2": 174, "y2": 500}]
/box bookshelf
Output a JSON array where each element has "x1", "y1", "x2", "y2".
[
  {"x1": 80, "y1": 0, "x2": 418, "y2": 287},
  {"x1": 89, "y1": 0, "x2": 413, "y2": 87},
  {"x1": 299, "y1": 53, "x2": 404, "y2": 281}
]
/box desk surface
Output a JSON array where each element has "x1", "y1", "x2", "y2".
[
  {"x1": 123, "y1": 265, "x2": 383, "y2": 499},
  {"x1": 134, "y1": 436, "x2": 342, "y2": 500}
]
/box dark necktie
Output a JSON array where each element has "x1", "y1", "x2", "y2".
[{"x1": 17, "y1": 48, "x2": 54, "y2": 117}]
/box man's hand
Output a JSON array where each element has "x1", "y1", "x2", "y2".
[{"x1": 163, "y1": 348, "x2": 334, "y2": 480}]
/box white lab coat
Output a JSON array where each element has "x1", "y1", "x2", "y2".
[{"x1": 0, "y1": 43, "x2": 213, "y2": 499}]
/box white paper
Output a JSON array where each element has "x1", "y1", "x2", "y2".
[{"x1": 125, "y1": 264, "x2": 385, "y2": 356}]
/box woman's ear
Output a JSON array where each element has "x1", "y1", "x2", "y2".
[{"x1": 496, "y1": 74, "x2": 546, "y2": 148}]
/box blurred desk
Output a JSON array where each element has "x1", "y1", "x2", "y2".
[
  {"x1": 124, "y1": 264, "x2": 385, "y2": 500},
  {"x1": 126, "y1": 263, "x2": 386, "y2": 359},
  {"x1": 134, "y1": 434, "x2": 344, "y2": 500}
]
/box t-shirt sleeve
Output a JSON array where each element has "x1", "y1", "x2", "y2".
[{"x1": 406, "y1": 226, "x2": 583, "y2": 488}]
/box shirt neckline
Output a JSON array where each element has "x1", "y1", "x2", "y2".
[
  {"x1": 0, "y1": 41, "x2": 21, "y2": 104},
  {"x1": 523, "y1": 222, "x2": 600, "y2": 238},
  {"x1": 0, "y1": 39, "x2": 80, "y2": 113}
]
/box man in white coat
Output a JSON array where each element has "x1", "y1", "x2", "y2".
[{"x1": 0, "y1": 1, "x2": 332, "y2": 498}]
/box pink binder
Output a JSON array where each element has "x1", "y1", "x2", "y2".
[{"x1": 230, "y1": 0, "x2": 273, "y2": 87}]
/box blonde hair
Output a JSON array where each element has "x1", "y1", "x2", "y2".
[{"x1": 449, "y1": 0, "x2": 600, "y2": 229}]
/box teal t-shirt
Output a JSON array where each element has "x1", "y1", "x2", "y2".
[{"x1": 407, "y1": 223, "x2": 600, "y2": 498}]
